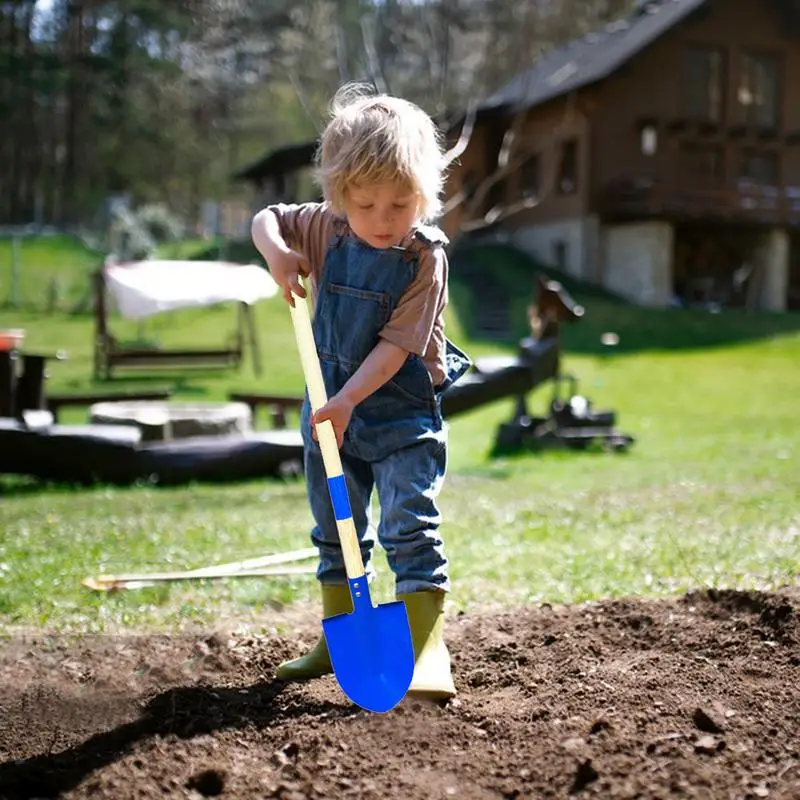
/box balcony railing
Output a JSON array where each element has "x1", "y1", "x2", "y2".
[{"x1": 598, "y1": 178, "x2": 800, "y2": 225}]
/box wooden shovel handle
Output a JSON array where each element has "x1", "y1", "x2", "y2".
[{"x1": 289, "y1": 285, "x2": 365, "y2": 581}]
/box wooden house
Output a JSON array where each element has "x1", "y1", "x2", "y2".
[
  {"x1": 442, "y1": 0, "x2": 800, "y2": 310},
  {"x1": 233, "y1": 140, "x2": 319, "y2": 212}
]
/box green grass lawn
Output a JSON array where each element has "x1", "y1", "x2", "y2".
[
  {"x1": 0, "y1": 232, "x2": 246, "y2": 313},
  {"x1": 0, "y1": 234, "x2": 103, "y2": 311},
  {"x1": 0, "y1": 240, "x2": 798, "y2": 634}
]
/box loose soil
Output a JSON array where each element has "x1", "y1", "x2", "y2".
[{"x1": 1, "y1": 586, "x2": 798, "y2": 799}]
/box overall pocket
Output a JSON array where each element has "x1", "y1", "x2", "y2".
[
  {"x1": 386, "y1": 354, "x2": 437, "y2": 411},
  {"x1": 316, "y1": 282, "x2": 392, "y2": 366}
]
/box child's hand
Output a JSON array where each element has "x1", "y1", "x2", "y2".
[
  {"x1": 270, "y1": 246, "x2": 310, "y2": 306},
  {"x1": 311, "y1": 393, "x2": 355, "y2": 449},
  {"x1": 251, "y1": 209, "x2": 310, "y2": 306}
]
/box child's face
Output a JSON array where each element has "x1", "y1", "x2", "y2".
[{"x1": 343, "y1": 181, "x2": 419, "y2": 249}]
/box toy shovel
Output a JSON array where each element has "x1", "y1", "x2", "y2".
[{"x1": 288, "y1": 285, "x2": 415, "y2": 713}]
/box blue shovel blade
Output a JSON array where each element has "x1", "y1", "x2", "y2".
[{"x1": 322, "y1": 582, "x2": 414, "y2": 714}]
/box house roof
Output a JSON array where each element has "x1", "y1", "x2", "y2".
[
  {"x1": 233, "y1": 140, "x2": 318, "y2": 182},
  {"x1": 479, "y1": 0, "x2": 707, "y2": 114}
]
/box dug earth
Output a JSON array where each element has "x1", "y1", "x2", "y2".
[{"x1": 0, "y1": 586, "x2": 798, "y2": 799}]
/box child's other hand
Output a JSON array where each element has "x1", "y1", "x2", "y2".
[
  {"x1": 311, "y1": 394, "x2": 354, "y2": 449},
  {"x1": 270, "y1": 247, "x2": 310, "y2": 305}
]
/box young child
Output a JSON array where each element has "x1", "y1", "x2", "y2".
[{"x1": 250, "y1": 83, "x2": 471, "y2": 699}]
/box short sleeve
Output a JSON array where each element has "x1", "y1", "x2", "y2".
[
  {"x1": 265, "y1": 202, "x2": 340, "y2": 280},
  {"x1": 379, "y1": 245, "x2": 447, "y2": 357}
]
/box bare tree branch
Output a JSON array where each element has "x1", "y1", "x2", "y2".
[
  {"x1": 335, "y1": 17, "x2": 350, "y2": 84},
  {"x1": 436, "y1": 1, "x2": 450, "y2": 112},
  {"x1": 459, "y1": 196, "x2": 541, "y2": 232},
  {"x1": 284, "y1": 66, "x2": 325, "y2": 133},
  {"x1": 443, "y1": 103, "x2": 478, "y2": 166},
  {"x1": 461, "y1": 107, "x2": 532, "y2": 215},
  {"x1": 446, "y1": 139, "x2": 540, "y2": 222},
  {"x1": 443, "y1": 0, "x2": 598, "y2": 250},
  {"x1": 359, "y1": 13, "x2": 389, "y2": 94}
]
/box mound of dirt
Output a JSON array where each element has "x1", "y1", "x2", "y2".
[{"x1": 1, "y1": 586, "x2": 798, "y2": 799}]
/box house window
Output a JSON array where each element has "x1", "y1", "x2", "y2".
[
  {"x1": 739, "y1": 53, "x2": 780, "y2": 128},
  {"x1": 682, "y1": 47, "x2": 724, "y2": 122},
  {"x1": 558, "y1": 139, "x2": 578, "y2": 194},
  {"x1": 520, "y1": 153, "x2": 540, "y2": 198},
  {"x1": 679, "y1": 143, "x2": 724, "y2": 185},
  {"x1": 740, "y1": 149, "x2": 779, "y2": 185},
  {"x1": 641, "y1": 125, "x2": 658, "y2": 156}
]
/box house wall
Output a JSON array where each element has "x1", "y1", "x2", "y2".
[
  {"x1": 505, "y1": 100, "x2": 602, "y2": 280},
  {"x1": 512, "y1": 98, "x2": 593, "y2": 225},
  {"x1": 602, "y1": 221, "x2": 674, "y2": 306},
  {"x1": 589, "y1": 0, "x2": 799, "y2": 309},
  {"x1": 445, "y1": 0, "x2": 799, "y2": 308},
  {"x1": 441, "y1": 124, "x2": 489, "y2": 239},
  {"x1": 443, "y1": 95, "x2": 603, "y2": 276},
  {"x1": 442, "y1": 95, "x2": 596, "y2": 237},
  {"x1": 591, "y1": 0, "x2": 800, "y2": 198},
  {"x1": 510, "y1": 215, "x2": 602, "y2": 282}
]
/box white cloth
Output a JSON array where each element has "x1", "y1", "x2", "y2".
[{"x1": 104, "y1": 260, "x2": 278, "y2": 319}]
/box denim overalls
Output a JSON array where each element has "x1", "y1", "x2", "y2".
[{"x1": 301, "y1": 226, "x2": 471, "y2": 594}]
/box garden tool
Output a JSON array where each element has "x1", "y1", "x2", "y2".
[
  {"x1": 288, "y1": 284, "x2": 415, "y2": 714},
  {"x1": 82, "y1": 547, "x2": 318, "y2": 592}
]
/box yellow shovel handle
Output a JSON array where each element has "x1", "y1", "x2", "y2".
[{"x1": 288, "y1": 285, "x2": 365, "y2": 582}]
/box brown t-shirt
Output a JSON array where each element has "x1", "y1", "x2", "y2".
[{"x1": 266, "y1": 202, "x2": 450, "y2": 386}]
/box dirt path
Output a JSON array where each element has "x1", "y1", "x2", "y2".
[{"x1": 1, "y1": 586, "x2": 798, "y2": 799}]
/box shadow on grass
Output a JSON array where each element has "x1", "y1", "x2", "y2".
[
  {"x1": 0, "y1": 679, "x2": 359, "y2": 799},
  {"x1": 450, "y1": 241, "x2": 800, "y2": 356}
]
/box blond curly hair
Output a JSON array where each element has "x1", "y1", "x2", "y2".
[{"x1": 315, "y1": 83, "x2": 446, "y2": 222}]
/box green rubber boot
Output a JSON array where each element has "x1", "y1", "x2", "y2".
[
  {"x1": 276, "y1": 584, "x2": 353, "y2": 681},
  {"x1": 398, "y1": 591, "x2": 456, "y2": 700}
]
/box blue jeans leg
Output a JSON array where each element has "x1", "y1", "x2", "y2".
[
  {"x1": 304, "y1": 439, "x2": 376, "y2": 586},
  {"x1": 373, "y1": 438, "x2": 450, "y2": 595}
]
